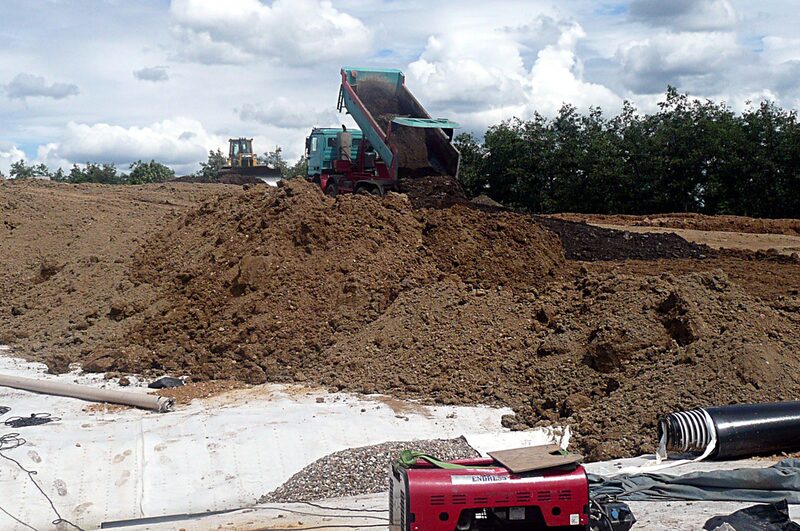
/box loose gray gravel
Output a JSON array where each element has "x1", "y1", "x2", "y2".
[{"x1": 259, "y1": 437, "x2": 478, "y2": 503}]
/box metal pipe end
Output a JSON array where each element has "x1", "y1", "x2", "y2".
[{"x1": 156, "y1": 397, "x2": 176, "y2": 413}]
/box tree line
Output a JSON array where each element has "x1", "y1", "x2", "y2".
[
  {"x1": 455, "y1": 87, "x2": 800, "y2": 218},
  {"x1": 2, "y1": 159, "x2": 175, "y2": 185},
  {"x1": 1, "y1": 148, "x2": 308, "y2": 184}
]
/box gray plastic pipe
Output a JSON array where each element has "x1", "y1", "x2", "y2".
[{"x1": 0, "y1": 373, "x2": 174, "y2": 412}]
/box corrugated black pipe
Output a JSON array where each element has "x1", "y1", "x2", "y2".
[{"x1": 659, "y1": 401, "x2": 800, "y2": 459}]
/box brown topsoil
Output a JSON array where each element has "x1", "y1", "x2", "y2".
[
  {"x1": 357, "y1": 79, "x2": 436, "y2": 176},
  {"x1": 2, "y1": 177, "x2": 800, "y2": 460}
]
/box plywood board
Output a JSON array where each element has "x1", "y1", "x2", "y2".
[{"x1": 489, "y1": 444, "x2": 583, "y2": 473}]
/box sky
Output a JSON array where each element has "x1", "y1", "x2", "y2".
[{"x1": 1, "y1": 0, "x2": 799, "y2": 175}]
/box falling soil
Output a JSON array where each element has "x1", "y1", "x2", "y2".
[
  {"x1": 3, "y1": 178, "x2": 800, "y2": 460},
  {"x1": 357, "y1": 79, "x2": 434, "y2": 174},
  {"x1": 399, "y1": 175, "x2": 467, "y2": 209},
  {"x1": 357, "y1": 80, "x2": 402, "y2": 130}
]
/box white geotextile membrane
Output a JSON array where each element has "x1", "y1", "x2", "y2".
[{"x1": 0, "y1": 349, "x2": 557, "y2": 529}]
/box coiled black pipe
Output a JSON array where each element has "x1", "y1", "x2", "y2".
[{"x1": 659, "y1": 401, "x2": 800, "y2": 459}]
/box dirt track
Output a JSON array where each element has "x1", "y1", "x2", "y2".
[
  {"x1": 553, "y1": 212, "x2": 800, "y2": 236},
  {"x1": 2, "y1": 178, "x2": 800, "y2": 459},
  {"x1": 593, "y1": 223, "x2": 800, "y2": 256}
]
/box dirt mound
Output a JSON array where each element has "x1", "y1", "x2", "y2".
[
  {"x1": 537, "y1": 217, "x2": 711, "y2": 261},
  {"x1": 471, "y1": 194, "x2": 504, "y2": 208},
  {"x1": 0, "y1": 179, "x2": 232, "y2": 369},
  {"x1": 323, "y1": 269, "x2": 800, "y2": 460},
  {"x1": 399, "y1": 175, "x2": 467, "y2": 209},
  {"x1": 554, "y1": 212, "x2": 800, "y2": 236},
  {"x1": 6, "y1": 178, "x2": 800, "y2": 462},
  {"x1": 83, "y1": 179, "x2": 564, "y2": 383}
]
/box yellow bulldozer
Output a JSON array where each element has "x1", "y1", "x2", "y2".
[{"x1": 219, "y1": 138, "x2": 282, "y2": 183}]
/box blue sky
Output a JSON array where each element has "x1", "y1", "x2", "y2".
[{"x1": 1, "y1": 0, "x2": 799, "y2": 175}]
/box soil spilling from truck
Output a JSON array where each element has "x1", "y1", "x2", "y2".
[
  {"x1": 398, "y1": 175, "x2": 467, "y2": 209},
  {"x1": 357, "y1": 79, "x2": 433, "y2": 175}
]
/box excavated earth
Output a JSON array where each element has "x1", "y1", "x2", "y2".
[{"x1": 2, "y1": 178, "x2": 800, "y2": 460}]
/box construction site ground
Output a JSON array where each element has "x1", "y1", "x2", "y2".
[
  {"x1": 2, "y1": 178, "x2": 800, "y2": 529},
  {"x1": 1, "y1": 349, "x2": 797, "y2": 530},
  {"x1": 551, "y1": 213, "x2": 800, "y2": 256}
]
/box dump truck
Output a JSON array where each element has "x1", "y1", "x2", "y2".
[
  {"x1": 306, "y1": 67, "x2": 460, "y2": 196},
  {"x1": 220, "y1": 137, "x2": 282, "y2": 182}
]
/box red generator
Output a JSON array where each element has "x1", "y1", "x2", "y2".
[{"x1": 389, "y1": 457, "x2": 589, "y2": 531}]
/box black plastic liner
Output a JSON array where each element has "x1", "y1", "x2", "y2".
[{"x1": 660, "y1": 401, "x2": 800, "y2": 459}]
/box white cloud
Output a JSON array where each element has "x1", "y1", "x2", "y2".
[
  {"x1": 169, "y1": 0, "x2": 373, "y2": 66},
  {"x1": 4, "y1": 73, "x2": 79, "y2": 100},
  {"x1": 408, "y1": 34, "x2": 527, "y2": 110},
  {"x1": 406, "y1": 18, "x2": 620, "y2": 128},
  {"x1": 526, "y1": 22, "x2": 621, "y2": 115},
  {"x1": 238, "y1": 97, "x2": 337, "y2": 129},
  {"x1": 618, "y1": 32, "x2": 740, "y2": 93},
  {"x1": 0, "y1": 142, "x2": 26, "y2": 175},
  {"x1": 169, "y1": 26, "x2": 254, "y2": 65},
  {"x1": 133, "y1": 66, "x2": 169, "y2": 82},
  {"x1": 630, "y1": 0, "x2": 738, "y2": 31},
  {"x1": 762, "y1": 36, "x2": 800, "y2": 64},
  {"x1": 43, "y1": 118, "x2": 226, "y2": 172}
]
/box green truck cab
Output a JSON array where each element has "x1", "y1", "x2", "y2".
[{"x1": 306, "y1": 127, "x2": 363, "y2": 182}]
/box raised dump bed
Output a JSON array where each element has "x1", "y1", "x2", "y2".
[{"x1": 338, "y1": 67, "x2": 460, "y2": 179}]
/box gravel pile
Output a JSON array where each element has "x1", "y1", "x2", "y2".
[{"x1": 259, "y1": 437, "x2": 478, "y2": 503}]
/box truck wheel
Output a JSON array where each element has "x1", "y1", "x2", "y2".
[
  {"x1": 325, "y1": 181, "x2": 338, "y2": 198},
  {"x1": 356, "y1": 185, "x2": 381, "y2": 196}
]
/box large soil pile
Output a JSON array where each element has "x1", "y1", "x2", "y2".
[
  {"x1": 322, "y1": 268, "x2": 800, "y2": 459},
  {"x1": 0, "y1": 179, "x2": 234, "y2": 371},
  {"x1": 398, "y1": 175, "x2": 467, "y2": 209},
  {"x1": 5, "y1": 178, "x2": 800, "y2": 460},
  {"x1": 82, "y1": 179, "x2": 564, "y2": 383}
]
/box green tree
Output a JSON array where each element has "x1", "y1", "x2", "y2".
[
  {"x1": 127, "y1": 160, "x2": 175, "y2": 184},
  {"x1": 9, "y1": 160, "x2": 51, "y2": 179},
  {"x1": 285, "y1": 155, "x2": 308, "y2": 178},
  {"x1": 10, "y1": 160, "x2": 34, "y2": 179},
  {"x1": 456, "y1": 86, "x2": 800, "y2": 217},
  {"x1": 196, "y1": 149, "x2": 226, "y2": 182},
  {"x1": 51, "y1": 167, "x2": 67, "y2": 182},
  {"x1": 262, "y1": 147, "x2": 289, "y2": 176},
  {"x1": 454, "y1": 132, "x2": 487, "y2": 197},
  {"x1": 67, "y1": 163, "x2": 120, "y2": 184}
]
